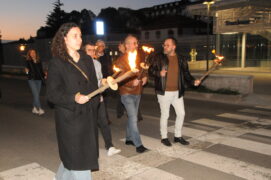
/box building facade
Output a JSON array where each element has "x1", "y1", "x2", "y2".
[{"x1": 187, "y1": 0, "x2": 271, "y2": 69}]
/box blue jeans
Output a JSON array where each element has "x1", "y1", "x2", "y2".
[
  {"x1": 121, "y1": 94, "x2": 142, "y2": 147},
  {"x1": 28, "y1": 80, "x2": 42, "y2": 108},
  {"x1": 55, "y1": 163, "x2": 92, "y2": 180}
]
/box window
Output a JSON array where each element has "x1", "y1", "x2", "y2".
[
  {"x1": 145, "y1": 31, "x2": 150, "y2": 40},
  {"x1": 168, "y1": 29, "x2": 174, "y2": 37},
  {"x1": 156, "y1": 31, "x2": 161, "y2": 39}
]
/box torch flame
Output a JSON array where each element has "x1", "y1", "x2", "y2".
[
  {"x1": 128, "y1": 50, "x2": 137, "y2": 70},
  {"x1": 142, "y1": 46, "x2": 154, "y2": 54},
  {"x1": 113, "y1": 65, "x2": 121, "y2": 72},
  {"x1": 214, "y1": 55, "x2": 224, "y2": 65}
]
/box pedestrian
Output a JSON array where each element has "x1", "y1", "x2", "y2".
[
  {"x1": 84, "y1": 42, "x2": 121, "y2": 156},
  {"x1": 115, "y1": 41, "x2": 144, "y2": 121},
  {"x1": 95, "y1": 39, "x2": 113, "y2": 124},
  {"x1": 114, "y1": 34, "x2": 148, "y2": 153},
  {"x1": 149, "y1": 37, "x2": 201, "y2": 147},
  {"x1": 25, "y1": 49, "x2": 45, "y2": 115},
  {"x1": 47, "y1": 23, "x2": 99, "y2": 180}
]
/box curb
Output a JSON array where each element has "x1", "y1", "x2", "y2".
[{"x1": 142, "y1": 87, "x2": 271, "y2": 107}]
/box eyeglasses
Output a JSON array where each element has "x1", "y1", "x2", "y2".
[{"x1": 162, "y1": 44, "x2": 170, "y2": 47}]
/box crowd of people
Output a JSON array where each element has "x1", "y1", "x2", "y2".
[{"x1": 27, "y1": 23, "x2": 201, "y2": 180}]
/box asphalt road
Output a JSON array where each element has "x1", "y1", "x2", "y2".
[{"x1": 0, "y1": 77, "x2": 270, "y2": 180}]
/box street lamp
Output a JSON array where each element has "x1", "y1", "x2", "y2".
[{"x1": 203, "y1": 0, "x2": 214, "y2": 71}]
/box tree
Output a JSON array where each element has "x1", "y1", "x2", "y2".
[{"x1": 45, "y1": 0, "x2": 68, "y2": 37}]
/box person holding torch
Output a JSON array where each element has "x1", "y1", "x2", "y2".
[
  {"x1": 149, "y1": 37, "x2": 201, "y2": 147},
  {"x1": 114, "y1": 35, "x2": 148, "y2": 153}
]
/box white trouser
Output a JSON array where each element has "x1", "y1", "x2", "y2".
[{"x1": 157, "y1": 91, "x2": 185, "y2": 139}]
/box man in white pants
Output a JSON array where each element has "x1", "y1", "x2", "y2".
[{"x1": 149, "y1": 37, "x2": 201, "y2": 146}]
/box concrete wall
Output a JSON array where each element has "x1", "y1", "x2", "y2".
[{"x1": 192, "y1": 73, "x2": 253, "y2": 95}]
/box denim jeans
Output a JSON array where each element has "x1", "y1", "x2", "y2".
[
  {"x1": 27, "y1": 80, "x2": 42, "y2": 108},
  {"x1": 55, "y1": 163, "x2": 92, "y2": 180},
  {"x1": 121, "y1": 94, "x2": 142, "y2": 147},
  {"x1": 157, "y1": 91, "x2": 185, "y2": 139}
]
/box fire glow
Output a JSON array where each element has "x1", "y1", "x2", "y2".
[
  {"x1": 128, "y1": 50, "x2": 137, "y2": 70},
  {"x1": 142, "y1": 46, "x2": 154, "y2": 54}
]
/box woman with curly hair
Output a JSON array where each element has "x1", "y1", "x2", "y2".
[
  {"x1": 25, "y1": 49, "x2": 45, "y2": 115},
  {"x1": 47, "y1": 22, "x2": 99, "y2": 180}
]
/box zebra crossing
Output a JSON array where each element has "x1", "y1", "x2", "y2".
[{"x1": 0, "y1": 107, "x2": 270, "y2": 180}]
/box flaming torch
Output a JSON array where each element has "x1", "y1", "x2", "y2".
[
  {"x1": 83, "y1": 50, "x2": 139, "y2": 99},
  {"x1": 112, "y1": 65, "x2": 122, "y2": 78},
  {"x1": 199, "y1": 55, "x2": 224, "y2": 82},
  {"x1": 137, "y1": 45, "x2": 154, "y2": 80}
]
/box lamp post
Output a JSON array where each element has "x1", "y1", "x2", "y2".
[{"x1": 203, "y1": 0, "x2": 214, "y2": 71}]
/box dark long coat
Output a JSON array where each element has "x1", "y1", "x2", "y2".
[{"x1": 46, "y1": 52, "x2": 99, "y2": 170}]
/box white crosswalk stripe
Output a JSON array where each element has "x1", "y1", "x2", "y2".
[
  {"x1": 1, "y1": 108, "x2": 270, "y2": 180},
  {"x1": 181, "y1": 151, "x2": 271, "y2": 180},
  {"x1": 0, "y1": 163, "x2": 55, "y2": 180},
  {"x1": 239, "y1": 108, "x2": 271, "y2": 116},
  {"x1": 192, "y1": 118, "x2": 237, "y2": 128},
  {"x1": 256, "y1": 106, "x2": 271, "y2": 110}
]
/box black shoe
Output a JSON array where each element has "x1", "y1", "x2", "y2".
[
  {"x1": 125, "y1": 140, "x2": 135, "y2": 146},
  {"x1": 136, "y1": 145, "x2": 148, "y2": 153},
  {"x1": 161, "y1": 138, "x2": 172, "y2": 146},
  {"x1": 174, "y1": 137, "x2": 190, "y2": 145}
]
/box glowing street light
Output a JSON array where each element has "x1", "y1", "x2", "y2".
[
  {"x1": 19, "y1": 44, "x2": 26, "y2": 52},
  {"x1": 95, "y1": 21, "x2": 104, "y2": 36}
]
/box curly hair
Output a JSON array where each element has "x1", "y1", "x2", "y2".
[
  {"x1": 51, "y1": 22, "x2": 80, "y2": 61},
  {"x1": 26, "y1": 49, "x2": 40, "y2": 62}
]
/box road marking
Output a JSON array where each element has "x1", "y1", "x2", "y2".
[
  {"x1": 256, "y1": 106, "x2": 271, "y2": 110},
  {"x1": 192, "y1": 118, "x2": 236, "y2": 128},
  {"x1": 252, "y1": 128, "x2": 271, "y2": 137},
  {"x1": 181, "y1": 151, "x2": 271, "y2": 180},
  {"x1": 168, "y1": 125, "x2": 208, "y2": 138},
  {"x1": 239, "y1": 108, "x2": 271, "y2": 116},
  {"x1": 217, "y1": 113, "x2": 258, "y2": 121},
  {"x1": 0, "y1": 163, "x2": 54, "y2": 180}
]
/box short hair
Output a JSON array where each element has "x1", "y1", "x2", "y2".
[
  {"x1": 96, "y1": 39, "x2": 105, "y2": 45},
  {"x1": 124, "y1": 34, "x2": 139, "y2": 45},
  {"x1": 83, "y1": 42, "x2": 96, "y2": 51},
  {"x1": 164, "y1": 37, "x2": 177, "y2": 46}
]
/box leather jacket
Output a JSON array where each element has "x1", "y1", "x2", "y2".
[
  {"x1": 114, "y1": 52, "x2": 147, "y2": 95},
  {"x1": 148, "y1": 52, "x2": 195, "y2": 98}
]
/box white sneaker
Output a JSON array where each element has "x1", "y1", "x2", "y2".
[
  {"x1": 32, "y1": 107, "x2": 39, "y2": 114},
  {"x1": 38, "y1": 108, "x2": 45, "y2": 115},
  {"x1": 107, "y1": 147, "x2": 121, "y2": 156}
]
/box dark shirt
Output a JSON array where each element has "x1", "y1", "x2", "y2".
[{"x1": 25, "y1": 60, "x2": 44, "y2": 80}]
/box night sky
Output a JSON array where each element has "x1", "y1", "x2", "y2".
[{"x1": 0, "y1": 0, "x2": 178, "y2": 41}]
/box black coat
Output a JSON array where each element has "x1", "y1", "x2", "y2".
[
  {"x1": 46, "y1": 52, "x2": 100, "y2": 170},
  {"x1": 149, "y1": 52, "x2": 195, "y2": 98}
]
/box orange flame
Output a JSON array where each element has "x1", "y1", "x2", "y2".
[
  {"x1": 128, "y1": 50, "x2": 137, "y2": 70},
  {"x1": 214, "y1": 55, "x2": 224, "y2": 65},
  {"x1": 113, "y1": 65, "x2": 121, "y2": 72},
  {"x1": 142, "y1": 46, "x2": 154, "y2": 54}
]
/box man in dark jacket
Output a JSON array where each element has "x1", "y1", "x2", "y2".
[{"x1": 149, "y1": 37, "x2": 201, "y2": 147}]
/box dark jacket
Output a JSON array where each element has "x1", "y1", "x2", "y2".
[
  {"x1": 46, "y1": 51, "x2": 99, "y2": 170},
  {"x1": 149, "y1": 52, "x2": 195, "y2": 98},
  {"x1": 114, "y1": 52, "x2": 147, "y2": 95},
  {"x1": 25, "y1": 60, "x2": 44, "y2": 80},
  {"x1": 97, "y1": 50, "x2": 113, "y2": 78}
]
